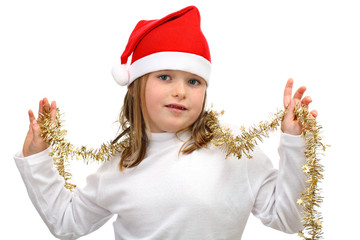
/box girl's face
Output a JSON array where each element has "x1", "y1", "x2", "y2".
[{"x1": 145, "y1": 70, "x2": 207, "y2": 133}]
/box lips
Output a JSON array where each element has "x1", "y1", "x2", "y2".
[{"x1": 165, "y1": 104, "x2": 188, "y2": 111}]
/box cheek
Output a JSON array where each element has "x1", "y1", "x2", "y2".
[
  {"x1": 145, "y1": 82, "x2": 163, "y2": 113},
  {"x1": 192, "y1": 90, "x2": 206, "y2": 114},
  {"x1": 195, "y1": 89, "x2": 206, "y2": 106},
  {"x1": 145, "y1": 90, "x2": 156, "y2": 114}
]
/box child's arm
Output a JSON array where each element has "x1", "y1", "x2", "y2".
[
  {"x1": 249, "y1": 79, "x2": 318, "y2": 233},
  {"x1": 16, "y1": 98, "x2": 113, "y2": 239},
  {"x1": 249, "y1": 132, "x2": 306, "y2": 233}
]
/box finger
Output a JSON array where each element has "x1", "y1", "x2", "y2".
[
  {"x1": 283, "y1": 78, "x2": 294, "y2": 108},
  {"x1": 310, "y1": 110, "x2": 318, "y2": 118},
  {"x1": 43, "y1": 97, "x2": 50, "y2": 113},
  {"x1": 25, "y1": 110, "x2": 35, "y2": 147},
  {"x1": 293, "y1": 86, "x2": 307, "y2": 105},
  {"x1": 31, "y1": 118, "x2": 42, "y2": 139},
  {"x1": 28, "y1": 109, "x2": 36, "y2": 123},
  {"x1": 301, "y1": 96, "x2": 312, "y2": 107},
  {"x1": 38, "y1": 99, "x2": 44, "y2": 119},
  {"x1": 26, "y1": 117, "x2": 34, "y2": 139},
  {"x1": 50, "y1": 101, "x2": 57, "y2": 125}
]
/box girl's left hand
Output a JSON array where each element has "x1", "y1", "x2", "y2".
[{"x1": 281, "y1": 78, "x2": 318, "y2": 135}]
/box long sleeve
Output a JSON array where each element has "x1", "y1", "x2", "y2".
[
  {"x1": 14, "y1": 148, "x2": 113, "y2": 240},
  {"x1": 248, "y1": 132, "x2": 306, "y2": 233},
  {"x1": 15, "y1": 131, "x2": 307, "y2": 239}
]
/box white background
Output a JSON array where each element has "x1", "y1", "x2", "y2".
[{"x1": 1, "y1": 0, "x2": 359, "y2": 239}]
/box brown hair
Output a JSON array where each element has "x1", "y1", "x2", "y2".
[{"x1": 112, "y1": 74, "x2": 213, "y2": 171}]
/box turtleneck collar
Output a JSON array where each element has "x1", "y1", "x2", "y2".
[
  {"x1": 150, "y1": 132, "x2": 177, "y2": 142},
  {"x1": 147, "y1": 130, "x2": 191, "y2": 149}
]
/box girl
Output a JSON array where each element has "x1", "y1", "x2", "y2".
[{"x1": 16, "y1": 6, "x2": 317, "y2": 240}]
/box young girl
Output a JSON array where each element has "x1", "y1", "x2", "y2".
[{"x1": 16, "y1": 6, "x2": 317, "y2": 240}]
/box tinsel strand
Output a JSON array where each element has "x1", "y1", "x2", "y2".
[
  {"x1": 38, "y1": 106, "x2": 326, "y2": 240},
  {"x1": 295, "y1": 106, "x2": 325, "y2": 240},
  {"x1": 206, "y1": 109, "x2": 285, "y2": 159},
  {"x1": 206, "y1": 106, "x2": 325, "y2": 240},
  {"x1": 39, "y1": 109, "x2": 123, "y2": 191}
]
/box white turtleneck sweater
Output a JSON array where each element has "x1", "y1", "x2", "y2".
[{"x1": 14, "y1": 132, "x2": 306, "y2": 240}]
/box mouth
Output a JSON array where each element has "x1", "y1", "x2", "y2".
[{"x1": 165, "y1": 104, "x2": 188, "y2": 112}]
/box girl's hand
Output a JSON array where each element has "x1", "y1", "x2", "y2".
[
  {"x1": 22, "y1": 98, "x2": 57, "y2": 157},
  {"x1": 281, "y1": 79, "x2": 318, "y2": 135}
]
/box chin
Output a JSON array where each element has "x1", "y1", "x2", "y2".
[{"x1": 163, "y1": 127, "x2": 184, "y2": 133}]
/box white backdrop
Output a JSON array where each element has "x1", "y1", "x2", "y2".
[{"x1": 1, "y1": 0, "x2": 359, "y2": 239}]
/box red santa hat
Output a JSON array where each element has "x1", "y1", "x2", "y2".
[{"x1": 112, "y1": 6, "x2": 211, "y2": 86}]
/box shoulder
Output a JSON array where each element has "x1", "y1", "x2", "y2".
[
  {"x1": 78, "y1": 153, "x2": 122, "y2": 203},
  {"x1": 206, "y1": 122, "x2": 273, "y2": 166},
  {"x1": 82, "y1": 152, "x2": 122, "y2": 187},
  {"x1": 96, "y1": 152, "x2": 122, "y2": 176}
]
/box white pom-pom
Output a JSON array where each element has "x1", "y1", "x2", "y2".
[{"x1": 111, "y1": 64, "x2": 129, "y2": 86}]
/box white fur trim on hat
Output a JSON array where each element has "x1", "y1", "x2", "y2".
[{"x1": 129, "y1": 51, "x2": 211, "y2": 85}]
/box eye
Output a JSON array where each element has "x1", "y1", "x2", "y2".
[
  {"x1": 159, "y1": 75, "x2": 171, "y2": 81},
  {"x1": 188, "y1": 79, "x2": 201, "y2": 86}
]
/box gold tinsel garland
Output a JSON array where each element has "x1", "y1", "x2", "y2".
[{"x1": 39, "y1": 106, "x2": 326, "y2": 240}]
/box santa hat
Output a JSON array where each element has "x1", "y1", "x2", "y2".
[{"x1": 112, "y1": 6, "x2": 211, "y2": 86}]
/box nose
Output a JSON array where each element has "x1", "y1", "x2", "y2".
[{"x1": 171, "y1": 80, "x2": 186, "y2": 99}]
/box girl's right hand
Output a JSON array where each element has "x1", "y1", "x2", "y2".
[{"x1": 22, "y1": 98, "x2": 57, "y2": 157}]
